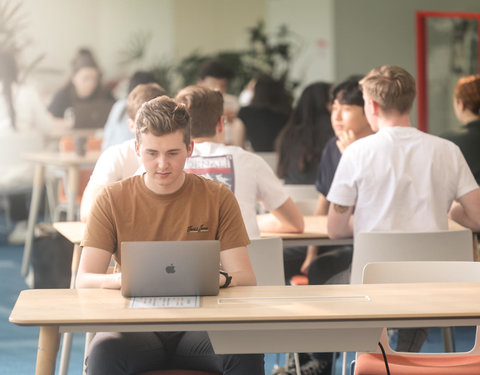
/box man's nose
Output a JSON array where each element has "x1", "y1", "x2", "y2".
[{"x1": 156, "y1": 154, "x2": 167, "y2": 168}]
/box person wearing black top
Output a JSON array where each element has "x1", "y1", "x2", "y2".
[
  {"x1": 442, "y1": 74, "x2": 480, "y2": 184},
  {"x1": 238, "y1": 75, "x2": 292, "y2": 152}
]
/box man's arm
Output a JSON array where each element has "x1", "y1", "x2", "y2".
[
  {"x1": 80, "y1": 183, "x2": 105, "y2": 222},
  {"x1": 327, "y1": 202, "x2": 354, "y2": 239},
  {"x1": 449, "y1": 188, "x2": 480, "y2": 232},
  {"x1": 219, "y1": 246, "x2": 257, "y2": 286},
  {"x1": 257, "y1": 198, "x2": 305, "y2": 233},
  {"x1": 314, "y1": 193, "x2": 329, "y2": 215},
  {"x1": 76, "y1": 246, "x2": 120, "y2": 289}
]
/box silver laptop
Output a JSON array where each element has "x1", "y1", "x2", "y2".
[{"x1": 121, "y1": 240, "x2": 220, "y2": 297}]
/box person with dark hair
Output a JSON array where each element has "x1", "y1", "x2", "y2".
[
  {"x1": 442, "y1": 74, "x2": 480, "y2": 184},
  {"x1": 238, "y1": 75, "x2": 292, "y2": 151},
  {"x1": 0, "y1": 49, "x2": 51, "y2": 243},
  {"x1": 275, "y1": 82, "x2": 334, "y2": 184},
  {"x1": 197, "y1": 58, "x2": 244, "y2": 146},
  {"x1": 102, "y1": 70, "x2": 160, "y2": 150},
  {"x1": 77, "y1": 95, "x2": 263, "y2": 375},
  {"x1": 197, "y1": 59, "x2": 234, "y2": 93},
  {"x1": 48, "y1": 47, "x2": 114, "y2": 129},
  {"x1": 80, "y1": 82, "x2": 166, "y2": 221}
]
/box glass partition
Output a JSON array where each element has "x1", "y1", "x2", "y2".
[{"x1": 416, "y1": 11, "x2": 480, "y2": 134}]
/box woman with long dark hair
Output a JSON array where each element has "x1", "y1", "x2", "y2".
[{"x1": 275, "y1": 82, "x2": 333, "y2": 184}]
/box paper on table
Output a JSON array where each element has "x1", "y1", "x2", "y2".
[{"x1": 130, "y1": 296, "x2": 200, "y2": 308}]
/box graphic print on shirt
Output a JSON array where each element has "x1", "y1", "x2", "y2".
[{"x1": 184, "y1": 154, "x2": 235, "y2": 192}]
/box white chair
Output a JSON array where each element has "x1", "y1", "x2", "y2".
[
  {"x1": 335, "y1": 230, "x2": 475, "y2": 375},
  {"x1": 247, "y1": 237, "x2": 301, "y2": 374},
  {"x1": 282, "y1": 184, "x2": 318, "y2": 215},
  {"x1": 350, "y1": 230, "x2": 474, "y2": 284},
  {"x1": 354, "y1": 261, "x2": 480, "y2": 375},
  {"x1": 247, "y1": 237, "x2": 285, "y2": 286},
  {"x1": 256, "y1": 152, "x2": 278, "y2": 172}
]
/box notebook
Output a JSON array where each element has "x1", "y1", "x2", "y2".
[{"x1": 121, "y1": 240, "x2": 220, "y2": 297}]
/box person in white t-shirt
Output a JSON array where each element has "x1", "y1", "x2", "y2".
[
  {"x1": 327, "y1": 65, "x2": 480, "y2": 238},
  {"x1": 176, "y1": 85, "x2": 304, "y2": 238},
  {"x1": 327, "y1": 64, "x2": 480, "y2": 352},
  {"x1": 80, "y1": 83, "x2": 166, "y2": 221}
]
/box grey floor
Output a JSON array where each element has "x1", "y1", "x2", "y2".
[{"x1": 1, "y1": 226, "x2": 476, "y2": 375}]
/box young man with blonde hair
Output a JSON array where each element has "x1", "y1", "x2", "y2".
[
  {"x1": 327, "y1": 64, "x2": 480, "y2": 352},
  {"x1": 77, "y1": 96, "x2": 263, "y2": 374},
  {"x1": 176, "y1": 85, "x2": 304, "y2": 238}
]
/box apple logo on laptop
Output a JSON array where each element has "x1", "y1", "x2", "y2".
[{"x1": 166, "y1": 264, "x2": 176, "y2": 274}]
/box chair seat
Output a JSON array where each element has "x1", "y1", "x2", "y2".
[
  {"x1": 137, "y1": 370, "x2": 222, "y2": 375},
  {"x1": 355, "y1": 353, "x2": 480, "y2": 374}
]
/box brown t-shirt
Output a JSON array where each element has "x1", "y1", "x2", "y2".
[{"x1": 82, "y1": 173, "x2": 250, "y2": 266}]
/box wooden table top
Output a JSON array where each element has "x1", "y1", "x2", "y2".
[
  {"x1": 53, "y1": 221, "x2": 85, "y2": 244},
  {"x1": 261, "y1": 215, "x2": 331, "y2": 239},
  {"x1": 23, "y1": 151, "x2": 100, "y2": 167},
  {"x1": 10, "y1": 283, "x2": 480, "y2": 327}
]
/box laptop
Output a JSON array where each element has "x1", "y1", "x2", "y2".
[
  {"x1": 73, "y1": 99, "x2": 113, "y2": 129},
  {"x1": 121, "y1": 240, "x2": 220, "y2": 297}
]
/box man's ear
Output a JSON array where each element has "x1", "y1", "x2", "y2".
[
  {"x1": 187, "y1": 140, "x2": 194, "y2": 157},
  {"x1": 370, "y1": 99, "x2": 381, "y2": 116},
  {"x1": 216, "y1": 116, "x2": 225, "y2": 135},
  {"x1": 135, "y1": 139, "x2": 140, "y2": 157}
]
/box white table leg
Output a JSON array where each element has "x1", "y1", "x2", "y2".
[
  {"x1": 66, "y1": 166, "x2": 79, "y2": 221},
  {"x1": 22, "y1": 163, "x2": 45, "y2": 277}
]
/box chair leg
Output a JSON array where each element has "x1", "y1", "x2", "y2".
[
  {"x1": 341, "y1": 352, "x2": 347, "y2": 375},
  {"x1": 294, "y1": 353, "x2": 301, "y2": 375},
  {"x1": 442, "y1": 327, "x2": 456, "y2": 352}
]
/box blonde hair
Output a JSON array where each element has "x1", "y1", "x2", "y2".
[
  {"x1": 360, "y1": 65, "x2": 416, "y2": 114},
  {"x1": 454, "y1": 74, "x2": 480, "y2": 114},
  {"x1": 135, "y1": 96, "x2": 190, "y2": 147}
]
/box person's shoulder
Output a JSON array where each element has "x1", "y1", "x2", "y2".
[{"x1": 104, "y1": 174, "x2": 141, "y2": 193}]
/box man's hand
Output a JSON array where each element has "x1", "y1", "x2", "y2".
[{"x1": 336, "y1": 130, "x2": 356, "y2": 154}]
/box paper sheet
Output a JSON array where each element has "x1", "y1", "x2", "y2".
[{"x1": 129, "y1": 296, "x2": 200, "y2": 308}]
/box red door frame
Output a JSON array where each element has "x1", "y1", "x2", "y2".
[{"x1": 416, "y1": 11, "x2": 480, "y2": 132}]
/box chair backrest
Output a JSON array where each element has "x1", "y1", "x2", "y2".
[
  {"x1": 362, "y1": 261, "x2": 480, "y2": 355},
  {"x1": 282, "y1": 184, "x2": 318, "y2": 215},
  {"x1": 247, "y1": 237, "x2": 285, "y2": 286},
  {"x1": 256, "y1": 152, "x2": 278, "y2": 172},
  {"x1": 350, "y1": 230, "x2": 474, "y2": 284}
]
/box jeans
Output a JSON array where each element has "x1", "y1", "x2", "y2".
[{"x1": 85, "y1": 331, "x2": 265, "y2": 375}]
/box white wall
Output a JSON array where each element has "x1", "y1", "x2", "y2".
[
  {"x1": 266, "y1": 0, "x2": 335, "y2": 92},
  {"x1": 334, "y1": 0, "x2": 480, "y2": 131},
  {"x1": 18, "y1": 0, "x2": 335, "y2": 99}
]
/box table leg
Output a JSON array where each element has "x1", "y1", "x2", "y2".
[
  {"x1": 22, "y1": 163, "x2": 45, "y2": 277},
  {"x1": 59, "y1": 243, "x2": 83, "y2": 375},
  {"x1": 70, "y1": 243, "x2": 82, "y2": 288},
  {"x1": 66, "y1": 166, "x2": 79, "y2": 221},
  {"x1": 36, "y1": 325, "x2": 60, "y2": 375},
  {"x1": 58, "y1": 333, "x2": 73, "y2": 375}
]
